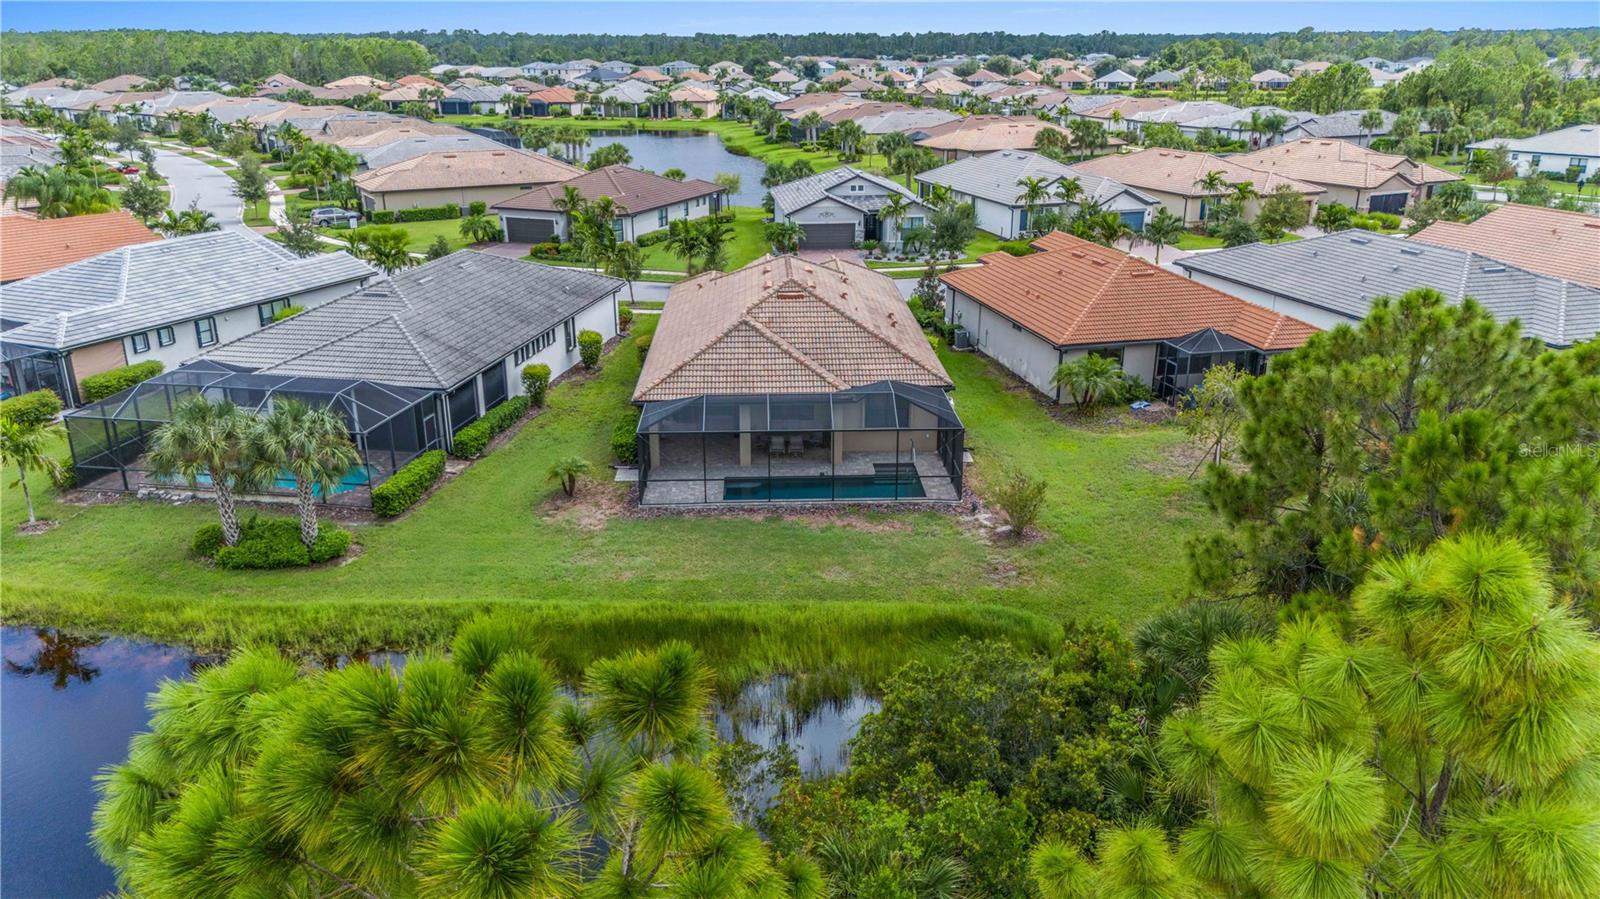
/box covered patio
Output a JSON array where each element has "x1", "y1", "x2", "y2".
[
  {"x1": 637, "y1": 382, "x2": 965, "y2": 506},
  {"x1": 1153, "y1": 328, "x2": 1269, "y2": 400}
]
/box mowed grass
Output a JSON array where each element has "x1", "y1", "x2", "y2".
[{"x1": 1, "y1": 317, "x2": 1212, "y2": 680}]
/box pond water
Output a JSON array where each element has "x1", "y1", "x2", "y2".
[
  {"x1": 0, "y1": 626, "x2": 874, "y2": 898},
  {"x1": 581, "y1": 129, "x2": 769, "y2": 206}
]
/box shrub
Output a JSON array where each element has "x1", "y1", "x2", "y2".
[
  {"x1": 393, "y1": 204, "x2": 460, "y2": 223},
  {"x1": 578, "y1": 329, "x2": 603, "y2": 369},
  {"x1": 991, "y1": 471, "x2": 1047, "y2": 539},
  {"x1": 80, "y1": 360, "x2": 164, "y2": 402},
  {"x1": 468, "y1": 200, "x2": 487, "y2": 216},
  {"x1": 205, "y1": 517, "x2": 354, "y2": 569},
  {"x1": 1114, "y1": 374, "x2": 1155, "y2": 404},
  {"x1": 271, "y1": 305, "x2": 305, "y2": 322},
  {"x1": 450, "y1": 395, "x2": 531, "y2": 459},
  {"x1": 637, "y1": 229, "x2": 672, "y2": 248},
  {"x1": 618, "y1": 306, "x2": 634, "y2": 333},
  {"x1": 612, "y1": 408, "x2": 641, "y2": 463},
  {"x1": 521, "y1": 363, "x2": 552, "y2": 406},
  {"x1": 0, "y1": 389, "x2": 63, "y2": 426},
  {"x1": 371, "y1": 450, "x2": 444, "y2": 518},
  {"x1": 997, "y1": 239, "x2": 1035, "y2": 256},
  {"x1": 712, "y1": 209, "x2": 736, "y2": 223},
  {"x1": 636, "y1": 333, "x2": 653, "y2": 360},
  {"x1": 369, "y1": 210, "x2": 396, "y2": 224}
]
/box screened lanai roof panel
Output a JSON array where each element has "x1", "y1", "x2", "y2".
[{"x1": 637, "y1": 382, "x2": 961, "y2": 433}]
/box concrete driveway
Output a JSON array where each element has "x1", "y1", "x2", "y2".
[{"x1": 156, "y1": 148, "x2": 243, "y2": 230}]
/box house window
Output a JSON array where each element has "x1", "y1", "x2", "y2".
[
  {"x1": 849, "y1": 183, "x2": 864, "y2": 192},
  {"x1": 610, "y1": 219, "x2": 624, "y2": 240},
  {"x1": 258, "y1": 298, "x2": 290, "y2": 325},
  {"x1": 195, "y1": 317, "x2": 217, "y2": 347},
  {"x1": 512, "y1": 326, "x2": 558, "y2": 364},
  {"x1": 156, "y1": 326, "x2": 175, "y2": 347},
  {"x1": 658, "y1": 207, "x2": 669, "y2": 227},
  {"x1": 130, "y1": 332, "x2": 150, "y2": 354},
  {"x1": 563, "y1": 317, "x2": 577, "y2": 351},
  {"x1": 1530, "y1": 155, "x2": 1542, "y2": 168},
  {"x1": 904, "y1": 216, "x2": 924, "y2": 231}
]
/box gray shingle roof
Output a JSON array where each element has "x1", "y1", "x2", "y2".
[
  {"x1": 0, "y1": 230, "x2": 374, "y2": 350},
  {"x1": 1467, "y1": 124, "x2": 1600, "y2": 157},
  {"x1": 201, "y1": 252, "x2": 622, "y2": 390},
  {"x1": 769, "y1": 166, "x2": 922, "y2": 216},
  {"x1": 914, "y1": 149, "x2": 1158, "y2": 208},
  {"x1": 1174, "y1": 232, "x2": 1600, "y2": 347}
]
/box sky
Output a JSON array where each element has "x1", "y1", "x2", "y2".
[{"x1": 1, "y1": 1, "x2": 1594, "y2": 36}]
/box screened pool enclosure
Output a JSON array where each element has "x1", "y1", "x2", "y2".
[
  {"x1": 636, "y1": 381, "x2": 965, "y2": 505},
  {"x1": 64, "y1": 361, "x2": 441, "y2": 505}
]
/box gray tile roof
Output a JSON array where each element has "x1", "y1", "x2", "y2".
[
  {"x1": 1468, "y1": 124, "x2": 1600, "y2": 157},
  {"x1": 0, "y1": 230, "x2": 374, "y2": 350},
  {"x1": 201, "y1": 252, "x2": 622, "y2": 390},
  {"x1": 600, "y1": 80, "x2": 656, "y2": 104},
  {"x1": 1057, "y1": 93, "x2": 1122, "y2": 114},
  {"x1": 769, "y1": 166, "x2": 922, "y2": 216},
  {"x1": 914, "y1": 149, "x2": 1158, "y2": 208},
  {"x1": 355, "y1": 132, "x2": 508, "y2": 169},
  {"x1": 1299, "y1": 109, "x2": 1399, "y2": 139},
  {"x1": 1129, "y1": 101, "x2": 1240, "y2": 124},
  {"x1": 1174, "y1": 232, "x2": 1600, "y2": 347},
  {"x1": 1180, "y1": 105, "x2": 1306, "y2": 132}
]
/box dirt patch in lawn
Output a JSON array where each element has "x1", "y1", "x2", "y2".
[
  {"x1": 538, "y1": 482, "x2": 630, "y2": 531},
  {"x1": 14, "y1": 519, "x2": 60, "y2": 536}
]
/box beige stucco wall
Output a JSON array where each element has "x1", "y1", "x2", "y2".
[
  {"x1": 68, "y1": 339, "x2": 127, "y2": 396},
  {"x1": 361, "y1": 182, "x2": 563, "y2": 212}
]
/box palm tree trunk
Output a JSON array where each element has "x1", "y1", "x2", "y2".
[
  {"x1": 18, "y1": 462, "x2": 36, "y2": 524},
  {"x1": 213, "y1": 474, "x2": 242, "y2": 546},
  {"x1": 297, "y1": 480, "x2": 319, "y2": 548}
]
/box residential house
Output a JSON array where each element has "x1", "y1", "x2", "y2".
[
  {"x1": 344, "y1": 131, "x2": 509, "y2": 172},
  {"x1": 914, "y1": 115, "x2": 1078, "y2": 161},
  {"x1": 668, "y1": 85, "x2": 721, "y2": 119},
  {"x1": 1175, "y1": 232, "x2": 1600, "y2": 348},
  {"x1": 1291, "y1": 61, "x2": 1333, "y2": 77},
  {"x1": 596, "y1": 80, "x2": 659, "y2": 117},
  {"x1": 598, "y1": 60, "x2": 637, "y2": 74},
  {"x1": 0, "y1": 230, "x2": 373, "y2": 405},
  {"x1": 768, "y1": 70, "x2": 801, "y2": 87},
  {"x1": 1034, "y1": 58, "x2": 1075, "y2": 78},
  {"x1": 1297, "y1": 109, "x2": 1406, "y2": 146},
  {"x1": 844, "y1": 106, "x2": 960, "y2": 140},
  {"x1": 786, "y1": 79, "x2": 817, "y2": 95},
  {"x1": 1141, "y1": 69, "x2": 1187, "y2": 89},
  {"x1": 88, "y1": 74, "x2": 151, "y2": 92},
  {"x1": 440, "y1": 85, "x2": 514, "y2": 116},
  {"x1": 679, "y1": 70, "x2": 716, "y2": 84},
  {"x1": 1090, "y1": 69, "x2": 1137, "y2": 91},
  {"x1": 659, "y1": 60, "x2": 701, "y2": 77},
  {"x1": 352, "y1": 148, "x2": 583, "y2": 212},
  {"x1": 584, "y1": 67, "x2": 631, "y2": 85},
  {"x1": 821, "y1": 71, "x2": 857, "y2": 86},
  {"x1": 1073, "y1": 96, "x2": 1178, "y2": 130},
  {"x1": 940, "y1": 231, "x2": 1316, "y2": 401},
  {"x1": 492, "y1": 165, "x2": 724, "y2": 243},
  {"x1": 553, "y1": 60, "x2": 602, "y2": 80},
  {"x1": 1013, "y1": 70, "x2": 1044, "y2": 85},
  {"x1": 1251, "y1": 69, "x2": 1293, "y2": 90},
  {"x1": 1177, "y1": 105, "x2": 1307, "y2": 147},
  {"x1": 1054, "y1": 69, "x2": 1093, "y2": 88},
  {"x1": 0, "y1": 211, "x2": 156, "y2": 285},
  {"x1": 378, "y1": 84, "x2": 438, "y2": 110},
  {"x1": 770, "y1": 166, "x2": 931, "y2": 249},
  {"x1": 963, "y1": 69, "x2": 1006, "y2": 86},
  {"x1": 835, "y1": 78, "x2": 881, "y2": 98},
  {"x1": 1231, "y1": 138, "x2": 1459, "y2": 213},
  {"x1": 326, "y1": 75, "x2": 389, "y2": 91},
  {"x1": 633, "y1": 255, "x2": 963, "y2": 506},
  {"x1": 255, "y1": 73, "x2": 314, "y2": 96},
  {"x1": 1411, "y1": 204, "x2": 1600, "y2": 289},
  {"x1": 1467, "y1": 124, "x2": 1600, "y2": 178},
  {"x1": 0, "y1": 120, "x2": 61, "y2": 183},
  {"x1": 394, "y1": 75, "x2": 445, "y2": 89},
  {"x1": 880, "y1": 69, "x2": 916, "y2": 86},
  {"x1": 907, "y1": 77, "x2": 971, "y2": 99},
  {"x1": 524, "y1": 86, "x2": 579, "y2": 116},
  {"x1": 1073, "y1": 148, "x2": 1323, "y2": 225},
  {"x1": 1127, "y1": 101, "x2": 1241, "y2": 128},
  {"x1": 630, "y1": 68, "x2": 673, "y2": 86},
  {"x1": 914, "y1": 149, "x2": 1160, "y2": 237},
  {"x1": 707, "y1": 61, "x2": 747, "y2": 80},
  {"x1": 736, "y1": 86, "x2": 788, "y2": 105}
]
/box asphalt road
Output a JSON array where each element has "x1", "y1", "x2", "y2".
[{"x1": 155, "y1": 148, "x2": 244, "y2": 230}]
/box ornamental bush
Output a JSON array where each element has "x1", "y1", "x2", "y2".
[
  {"x1": 80, "y1": 360, "x2": 164, "y2": 402},
  {"x1": 450, "y1": 395, "x2": 530, "y2": 459},
  {"x1": 371, "y1": 449, "x2": 445, "y2": 518},
  {"x1": 0, "y1": 388, "x2": 64, "y2": 425},
  {"x1": 368, "y1": 210, "x2": 396, "y2": 224},
  {"x1": 637, "y1": 229, "x2": 672, "y2": 247},
  {"x1": 578, "y1": 329, "x2": 603, "y2": 369},
  {"x1": 521, "y1": 363, "x2": 552, "y2": 406},
  {"x1": 197, "y1": 516, "x2": 354, "y2": 569},
  {"x1": 636, "y1": 332, "x2": 653, "y2": 360},
  {"x1": 271, "y1": 305, "x2": 305, "y2": 322},
  {"x1": 612, "y1": 408, "x2": 641, "y2": 463},
  {"x1": 393, "y1": 203, "x2": 459, "y2": 223}
]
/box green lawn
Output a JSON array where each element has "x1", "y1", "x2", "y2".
[
  {"x1": 319, "y1": 217, "x2": 473, "y2": 254},
  {"x1": 1, "y1": 319, "x2": 1211, "y2": 679},
  {"x1": 242, "y1": 198, "x2": 272, "y2": 228},
  {"x1": 641, "y1": 206, "x2": 769, "y2": 271},
  {"x1": 865, "y1": 231, "x2": 1007, "y2": 270}
]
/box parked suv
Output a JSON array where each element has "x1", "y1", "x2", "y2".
[{"x1": 310, "y1": 207, "x2": 361, "y2": 228}]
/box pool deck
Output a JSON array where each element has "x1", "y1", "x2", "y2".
[
  {"x1": 78, "y1": 468, "x2": 374, "y2": 508},
  {"x1": 641, "y1": 447, "x2": 958, "y2": 505}
]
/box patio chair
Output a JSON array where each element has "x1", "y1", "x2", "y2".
[
  {"x1": 786, "y1": 436, "x2": 805, "y2": 456},
  {"x1": 768, "y1": 435, "x2": 788, "y2": 457}
]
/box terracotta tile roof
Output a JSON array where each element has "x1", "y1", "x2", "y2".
[
  {"x1": 353, "y1": 149, "x2": 581, "y2": 193},
  {"x1": 1073, "y1": 148, "x2": 1324, "y2": 197},
  {"x1": 529, "y1": 86, "x2": 578, "y2": 103},
  {"x1": 912, "y1": 77, "x2": 972, "y2": 96},
  {"x1": 915, "y1": 115, "x2": 1070, "y2": 153},
  {"x1": 940, "y1": 231, "x2": 1317, "y2": 350},
  {"x1": 1412, "y1": 204, "x2": 1600, "y2": 289},
  {"x1": 0, "y1": 211, "x2": 157, "y2": 282},
  {"x1": 89, "y1": 74, "x2": 151, "y2": 92},
  {"x1": 635, "y1": 255, "x2": 951, "y2": 401},
  {"x1": 493, "y1": 165, "x2": 721, "y2": 214},
  {"x1": 836, "y1": 78, "x2": 881, "y2": 93},
  {"x1": 393, "y1": 75, "x2": 444, "y2": 88},
  {"x1": 325, "y1": 75, "x2": 389, "y2": 90},
  {"x1": 632, "y1": 68, "x2": 671, "y2": 83},
  {"x1": 669, "y1": 85, "x2": 720, "y2": 102},
  {"x1": 1232, "y1": 138, "x2": 1461, "y2": 190},
  {"x1": 1080, "y1": 96, "x2": 1179, "y2": 118},
  {"x1": 679, "y1": 70, "x2": 715, "y2": 82}
]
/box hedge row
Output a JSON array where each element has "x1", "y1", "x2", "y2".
[
  {"x1": 368, "y1": 204, "x2": 460, "y2": 225},
  {"x1": 450, "y1": 395, "x2": 531, "y2": 459},
  {"x1": 81, "y1": 360, "x2": 164, "y2": 402},
  {"x1": 612, "y1": 407, "x2": 641, "y2": 463},
  {"x1": 636, "y1": 229, "x2": 672, "y2": 247},
  {"x1": 371, "y1": 450, "x2": 445, "y2": 518},
  {"x1": 193, "y1": 516, "x2": 353, "y2": 569},
  {"x1": 0, "y1": 388, "x2": 63, "y2": 425}
]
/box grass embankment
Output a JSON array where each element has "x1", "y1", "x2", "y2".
[{"x1": 2, "y1": 318, "x2": 1210, "y2": 686}]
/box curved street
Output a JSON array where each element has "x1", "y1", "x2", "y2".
[{"x1": 153, "y1": 146, "x2": 244, "y2": 229}]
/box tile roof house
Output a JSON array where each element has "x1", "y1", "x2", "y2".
[
  {"x1": 914, "y1": 115, "x2": 1076, "y2": 160},
  {"x1": 1073, "y1": 148, "x2": 1324, "y2": 225},
  {"x1": 255, "y1": 72, "x2": 314, "y2": 95},
  {"x1": 631, "y1": 255, "x2": 964, "y2": 505},
  {"x1": 667, "y1": 84, "x2": 721, "y2": 118},
  {"x1": 88, "y1": 74, "x2": 151, "y2": 92},
  {"x1": 597, "y1": 79, "x2": 660, "y2": 115},
  {"x1": 492, "y1": 165, "x2": 724, "y2": 244},
  {"x1": 768, "y1": 70, "x2": 800, "y2": 85},
  {"x1": 0, "y1": 210, "x2": 157, "y2": 283},
  {"x1": 1127, "y1": 100, "x2": 1240, "y2": 126},
  {"x1": 1231, "y1": 138, "x2": 1460, "y2": 214},
  {"x1": 0, "y1": 230, "x2": 374, "y2": 404},
  {"x1": 1251, "y1": 69, "x2": 1293, "y2": 89},
  {"x1": 1090, "y1": 69, "x2": 1138, "y2": 90},
  {"x1": 914, "y1": 149, "x2": 1160, "y2": 238},
  {"x1": 1074, "y1": 96, "x2": 1178, "y2": 128},
  {"x1": 1410, "y1": 204, "x2": 1600, "y2": 290},
  {"x1": 1467, "y1": 124, "x2": 1600, "y2": 178},
  {"x1": 1174, "y1": 231, "x2": 1600, "y2": 347},
  {"x1": 770, "y1": 166, "x2": 932, "y2": 249},
  {"x1": 325, "y1": 75, "x2": 390, "y2": 90},
  {"x1": 346, "y1": 131, "x2": 510, "y2": 171},
  {"x1": 631, "y1": 68, "x2": 672, "y2": 85},
  {"x1": 963, "y1": 69, "x2": 1006, "y2": 86},
  {"x1": 941, "y1": 231, "x2": 1317, "y2": 401},
  {"x1": 352, "y1": 149, "x2": 582, "y2": 212}
]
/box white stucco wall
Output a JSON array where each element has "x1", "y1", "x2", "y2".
[
  {"x1": 1182, "y1": 270, "x2": 1357, "y2": 330},
  {"x1": 119, "y1": 278, "x2": 366, "y2": 371},
  {"x1": 499, "y1": 195, "x2": 715, "y2": 243},
  {"x1": 502, "y1": 292, "x2": 619, "y2": 401},
  {"x1": 947, "y1": 288, "x2": 1062, "y2": 397},
  {"x1": 1507, "y1": 150, "x2": 1598, "y2": 177}
]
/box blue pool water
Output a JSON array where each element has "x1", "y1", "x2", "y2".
[
  {"x1": 156, "y1": 465, "x2": 373, "y2": 496},
  {"x1": 725, "y1": 465, "x2": 927, "y2": 502}
]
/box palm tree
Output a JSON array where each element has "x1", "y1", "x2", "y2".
[
  {"x1": 1259, "y1": 112, "x2": 1289, "y2": 146},
  {"x1": 764, "y1": 221, "x2": 803, "y2": 254},
  {"x1": 1015, "y1": 175, "x2": 1052, "y2": 232},
  {"x1": 358, "y1": 226, "x2": 416, "y2": 274},
  {"x1": 551, "y1": 184, "x2": 586, "y2": 239},
  {"x1": 1228, "y1": 180, "x2": 1258, "y2": 207},
  {"x1": 1032, "y1": 125, "x2": 1069, "y2": 157},
  {"x1": 797, "y1": 111, "x2": 823, "y2": 144},
  {"x1": 879, "y1": 193, "x2": 912, "y2": 243},
  {"x1": 1359, "y1": 108, "x2": 1385, "y2": 145},
  {"x1": 155, "y1": 202, "x2": 222, "y2": 237},
  {"x1": 1052, "y1": 176, "x2": 1083, "y2": 209},
  {"x1": 607, "y1": 241, "x2": 644, "y2": 304},
  {"x1": 1194, "y1": 169, "x2": 1229, "y2": 194},
  {"x1": 664, "y1": 217, "x2": 708, "y2": 273},
  {"x1": 1235, "y1": 109, "x2": 1268, "y2": 148},
  {"x1": 459, "y1": 213, "x2": 501, "y2": 244},
  {"x1": 1142, "y1": 208, "x2": 1185, "y2": 264},
  {"x1": 250, "y1": 400, "x2": 359, "y2": 549},
  {"x1": 1, "y1": 416, "x2": 64, "y2": 526},
  {"x1": 1051, "y1": 354, "x2": 1125, "y2": 411},
  {"x1": 547, "y1": 455, "x2": 591, "y2": 497},
  {"x1": 149, "y1": 396, "x2": 258, "y2": 546}
]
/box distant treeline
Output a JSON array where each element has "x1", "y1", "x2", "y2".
[{"x1": 2, "y1": 26, "x2": 1597, "y2": 85}]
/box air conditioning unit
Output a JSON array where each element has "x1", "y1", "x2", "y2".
[{"x1": 951, "y1": 326, "x2": 972, "y2": 350}]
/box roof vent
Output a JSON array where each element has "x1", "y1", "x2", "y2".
[
  {"x1": 1482, "y1": 265, "x2": 1506, "y2": 273},
  {"x1": 1349, "y1": 236, "x2": 1370, "y2": 245},
  {"x1": 1400, "y1": 246, "x2": 1423, "y2": 256}
]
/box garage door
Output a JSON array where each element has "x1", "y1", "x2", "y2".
[
  {"x1": 505, "y1": 217, "x2": 556, "y2": 243},
  {"x1": 799, "y1": 222, "x2": 855, "y2": 249},
  {"x1": 1367, "y1": 193, "x2": 1409, "y2": 215}
]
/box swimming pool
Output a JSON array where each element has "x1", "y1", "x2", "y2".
[
  {"x1": 723, "y1": 464, "x2": 927, "y2": 502},
  {"x1": 153, "y1": 465, "x2": 374, "y2": 496}
]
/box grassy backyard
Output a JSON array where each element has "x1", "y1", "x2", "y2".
[{"x1": 1, "y1": 317, "x2": 1212, "y2": 680}]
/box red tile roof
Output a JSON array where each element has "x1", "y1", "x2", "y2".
[
  {"x1": 0, "y1": 211, "x2": 158, "y2": 283},
  {"x1": 940, "y1": 231, "x2": 1317, "y2": 350},
  {"x1": 1412, "y1": 204, "x2": 1600, "y2": 289},
  {"x1": 493, "y1": 165, "x2": 721, "y2": 214}
]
